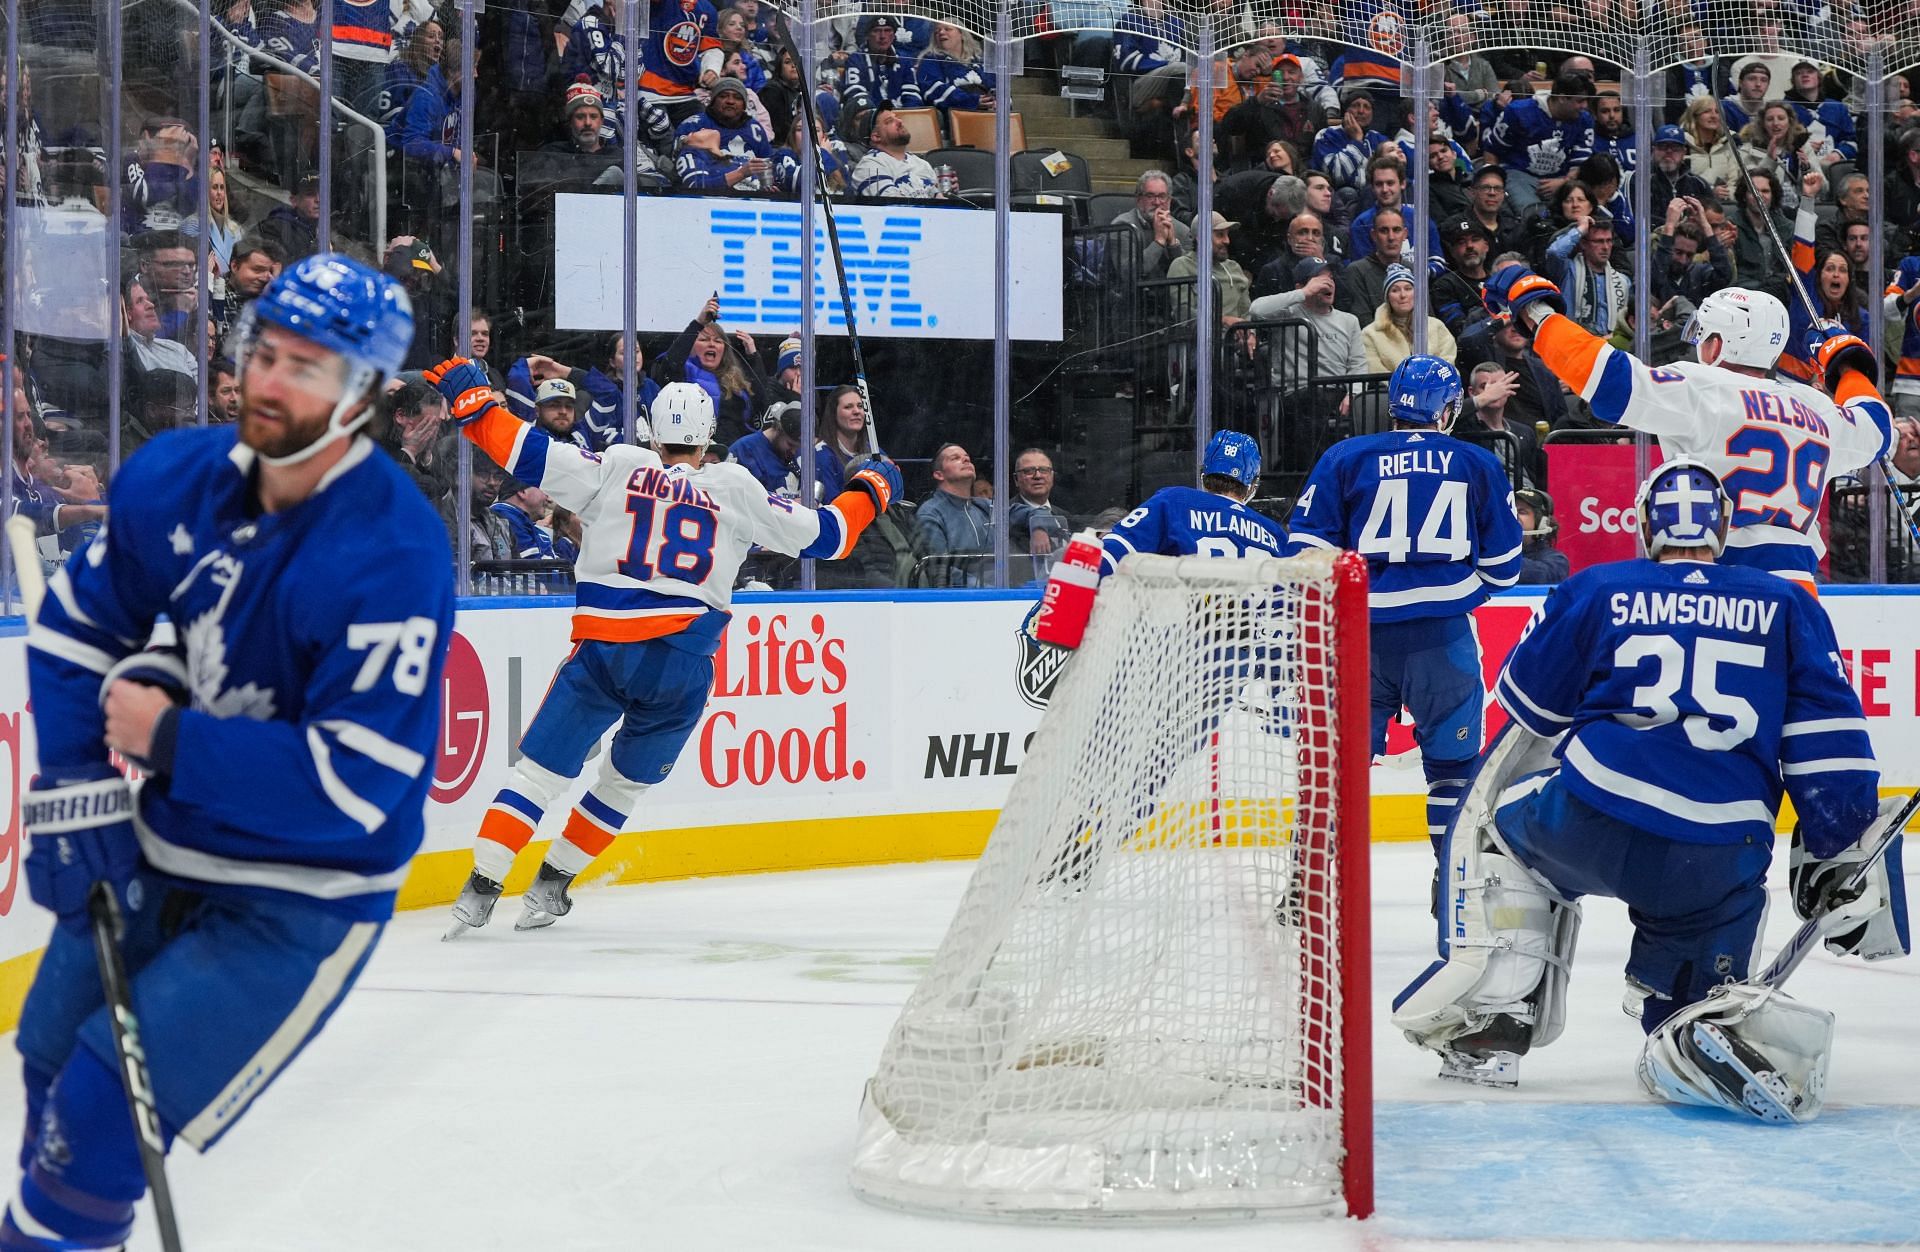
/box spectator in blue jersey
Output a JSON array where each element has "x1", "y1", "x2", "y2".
[
  {"x1": 918, "y1": 442, "x2": 994, "y2": 586},
  {"x1": 377, "y1": 18, "x2": 441, "y2": 131},
  {"x1": 533, "y1": 379, "x2": 594, "y2": 451},
  {"x1": 1484, "y1": 69, "x2": 1595, "y2": 216},
  {"x1": 397, "y1": 47, "x2": 464, "y2": 168},
  {"x1": 730, "y1": 392, "x2": 806, "y2": 496},
  {"x1": 713, "y1": 9, "x2": 767, "y2": 91},
  {"x1": 842, "y1": 16, "x2": 923, "y2": 138},
  {"x1": 1112, "y1": 0, "x2": 1188, "y2": 79},
  {"x1": 915, "y1": 22, "x2": 993, "y2": 115},
  {"x1": 122, "y1": 117, "x2": 199, "y2": 234},
  {"x1": 851, "y1": 109, "x2": 941, "y2": 199},
  {"x1": 1719, "y1": 60, "x2": 1776, "y2": 136},
  {"x1": 1590, "y1": 90, "x2": 1636, "y2": 181},
  {"x1": 675, "y1": 77, "x2": 786, "y2": 192},
  {"x1": 491, "y1": 477, "x2": 558, "y2": 560},
  {"x1": 1286, "y1": 355, "x2": 1521, "y2": 866},
  {"x1": 1782, "y1": 59, "x2": 1856, "y2": 167},
  {"x1": 1572, "y1": 153, "x2": 1635, "y2": 248},
  {"x1": 656, "y1": 295, "x2": 769, "y2": 445},
  {"x1": 1310, "y1": 91, "x2": 1390, "y2": 192},
  {"x1": 260, "y1": 0, "x2": 320, "y2": 78},
  {"x1": 814, "y1": 383, "x2": 874, "y2": 497},
  {"x1": 1349, "y1": 154, "x2": 1442, "y2": 263}
]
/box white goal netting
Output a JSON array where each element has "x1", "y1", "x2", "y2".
[{"x1": 849, "y1": 550, "x2": 1370, "y2": 1221}]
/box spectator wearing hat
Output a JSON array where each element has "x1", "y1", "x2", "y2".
[
  {"x1": 730, "y1": 392, "x2": 808, "y2": 496},
  {"x1": 1513, "y1": 487, "x2": 1567, "y2": 584},
  {"x1": 491, "y1": 478, "x2": 558, "y2": 560},
  {"x1": 1248, "y1": 256, "x2": 1365, "y2": 455},
  {"x1": 507, "y1": 337, "x2": 654, "y2": 450},
  {"x1": 1335, "y1": 205, "x2": 1404, "y2": 320},
  {"x1": 1545, "y1": 207, "x2": 1631, "y2": 339},
  {"x1": 1168, "y1": 212, "x2": 1253, "y2": 323},
  {"x1": 1348, "y1": 153, "x2": 1443, "y2": 263},
  {"x1": 543, "y1": 80, "x2": 614, "y2": 156},
  {"x1": 1781, "y1": 59, "x2": 1856, "y2": 164},
  {"x1": 1221, "y1": 52, "x2": 1317, "y2": 164},
  {"x1": 851, "y1": 109, "x2": 941, "y2": 199},
  {"x1": 532, "y1": 378, "x2": 594, "y2": 451},
  {"x1": 1309, "y1": 90, "x2": 1390, "y2": 193},
  {"x1": 1429, "y1": 216, "x2": 1493, "y2": 334},
  {"x1": 258, "y1": 174, "x2": 321, "y2": 264},
  {"x1": 676, "y1": 77, "x2": 787, "y2": 192},
  {"x1": 842, "y1": 15, "x2": 923, "y2": 138},
  {"x1": 1647, "y1": 123, "x2": 1715, "y2": 227},
  {"x1": 1362, "y1": 263, "x2": 1456, "y2": 374},
  {"x1": 771, "y1": 335, "x2": 803, "y2": 392},
  {"x1": 1719, "y1": 59, "x2": 1777, "y2": 135}
]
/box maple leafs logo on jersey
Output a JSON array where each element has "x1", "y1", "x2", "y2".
[{"x1": 181, "y1": 553, "x2": 281, "y2": 722}]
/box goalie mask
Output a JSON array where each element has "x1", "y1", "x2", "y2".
[{"x1": 1635, "y1": 458, "x2": 1730, "y2": 559}]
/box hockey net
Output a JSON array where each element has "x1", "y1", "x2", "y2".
[{"x1": 849, "y1": 549, "x2": 1372, "y2": 1221}]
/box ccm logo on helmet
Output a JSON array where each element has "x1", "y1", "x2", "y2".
[{"x1": 1578, "y1": 497, "x2": 1637, "y2": 534}]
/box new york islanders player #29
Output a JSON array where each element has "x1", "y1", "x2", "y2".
[
  {"x1": 1482, "y1": 263, "x2": 1893, "y2": 592},
  {"x1": 431, "y1": 365, "x2": 901, "y2": 934},
  {"x1": 11, "y1": 254, "x2": 453, "y2": 1248},
  {"x1": 1287, "y1": 356, "x2": 1523, "y2": 859}
]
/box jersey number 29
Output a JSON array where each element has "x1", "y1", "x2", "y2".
[{"x1": 1357, "y1": 479, "x2": 1469, "y2": 562}]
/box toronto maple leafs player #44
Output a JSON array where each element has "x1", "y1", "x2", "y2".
[{"x1": 11, "y1": 254, "x2": 454, "y2": 1249}]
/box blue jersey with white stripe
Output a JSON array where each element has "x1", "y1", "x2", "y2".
[
  {"x1": 27, "y1": 429, "x2": 455, "y2": 920},
  {"x1": 1496, "y1": 558, "x2": 1878, "y2": 849},
  {"x1": 1098, "y1": 485, "x2": 1285, "y2": 574},
  {"x1": 1286, "y1": 430, "x2": 1522, "y2": 623}
]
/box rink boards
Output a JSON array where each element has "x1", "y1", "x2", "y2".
[{"x1": 0, "y1": 586, "x2": 1913, "y2": 1024}]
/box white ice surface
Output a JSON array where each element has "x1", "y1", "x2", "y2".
[{"x1": 18, "y1": 842, "x2": 1920, "y2": 1252}]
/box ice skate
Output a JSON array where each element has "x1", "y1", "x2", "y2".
[
  {"x1": 516, "y1": 863, "x2": 577, "y2": 931},
  {"x1": 443, "y1": 871, "x2": 504, "y2": 941},
  {"x1": 1685, "y1": 1021, "x2": 1798, "y2": 1125},
  {"x1": 1437, "y1": 1012, "x2": 1532, "y2": 1089}
]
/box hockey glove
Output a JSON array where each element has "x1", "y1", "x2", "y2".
[
  {"x1": 1806, "y1": 321, "x2": 1876, "y2": 394},
  {"x1": 23, "y1": 773, "x2": 141, "y2": 935},
  {"x1": 1789, "y1": 797, "x2": 1912, "y2": 962},
  {"x1": 424, "y1": 357, "x2": 500, "y2": 426},
  {"x1": 846, "y1": 457, "x2": 902, "y2": 515},
  {"x1": 1482, "y1": 264, "x2": 1566, "y2": 326}
]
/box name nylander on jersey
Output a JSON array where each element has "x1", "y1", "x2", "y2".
[
  {"x1": 1099, "y1": 485, "x2": 1284, "y2": 574},
  {"x1": 1497, "y1": 558, "x2": 1878, "y2": 847},
  {"x1": 1286, "y1": 430, "x2": 1522, "y2": 623}
]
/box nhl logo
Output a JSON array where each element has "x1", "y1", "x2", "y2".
[{"x1": 1016, "y1": 634, "x2": 1069, "y2": 710}]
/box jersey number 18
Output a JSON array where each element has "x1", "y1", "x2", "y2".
[{"x1": 620, "y1": 497, "x2": 719, "y2": 583}]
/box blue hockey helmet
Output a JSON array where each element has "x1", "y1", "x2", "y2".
[
  {"x1": 236, "y1": 252, "x2": 415, "y2": 465},
  {"x1": 1635, "y1": 457, "x2": 1731, "y2": 559},
  {"x1": 1387, "y1": 355, "x2": 1465, "y2": 434},
  {"x1": 1202, "y1": 430, "x2": 1262, "y2": 492}
]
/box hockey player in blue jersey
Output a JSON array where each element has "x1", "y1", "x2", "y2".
[
  {"x1": 1287, "y1": 355, "x2": 1522, "y2": 858},
  {"x1": 1393, "y1": 460, "x2": 1904, "y2": 1119},
  {"x1": 1096, "y1": 430, "x2": 1283, "y2": 572},
  {"x1": 8, "y1": 254, "x2": 453, "y2": 1247}
]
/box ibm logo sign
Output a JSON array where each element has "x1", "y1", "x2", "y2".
[{"x1": 706, "y1": 205, "x2": 936, "y2": 331}]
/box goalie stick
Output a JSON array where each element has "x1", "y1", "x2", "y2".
[
  {"x1": 6, "y1": 515, "x2": 186, "y2": 1252},
  {"x1": 1753, "y1": 789, "x2": 1919, "y2": 991}
]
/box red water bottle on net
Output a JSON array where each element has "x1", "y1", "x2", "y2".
[{"x1": 1034, "y1": 529, "x2": 1105, "y2": 649}]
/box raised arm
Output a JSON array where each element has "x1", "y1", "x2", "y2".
[{"x1": 426, "y1": 358, "x2": 620, "y2": 515}]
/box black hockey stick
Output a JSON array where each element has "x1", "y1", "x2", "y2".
[
  {"x1": 770, "y1": 13, "x2": 881, "y2": 455},
  {"x1": 6, "y1": 517, "x2": 185, "y2": 1252},
  {"x1": 1715, "y1": 135, "x2": 1920, "y2": 552},
  {"x1": 1754, "y1": 789, "x2": 1919, "y2": 990}
]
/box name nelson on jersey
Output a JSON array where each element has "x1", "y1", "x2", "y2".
[
  {"x1": 1739, "y1": 389, "x2": 1829, "y2": 437},
  {"x1": 1609, "y1": 589, "x2": 1781, "y2": 634}
]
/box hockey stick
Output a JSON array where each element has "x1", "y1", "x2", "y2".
[
  {"x1": 1754, "y1": 789, "x2": 1919, "y2": 990},
  {"x1": 770, "y1": 15, "x2": 881, "y2": 456},
  {"x1": 5, "y1": 517, "x2": 186, "y2": 1252},
  {"x1": 1715, "y1": 136, "x2": 1920, "y2": 552}
]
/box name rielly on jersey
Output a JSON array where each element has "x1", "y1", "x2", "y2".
[
  {"x1": 1608, "y1": 588, "x2": 1781, "y2": 634},
  {"x1": 1186, "y1": 508, "x2": 1273, "y2": 541},
  {"x1": 1376, "y1": 449, "x2": 1456, "y2": 477}
]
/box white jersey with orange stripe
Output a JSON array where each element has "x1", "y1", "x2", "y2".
[
  {"x1": 1528, "y1": 311, "x2": 1892, "y2": 583},
  {"x1": 466, "y1": 406, "x2": 874, "y2": 652}
]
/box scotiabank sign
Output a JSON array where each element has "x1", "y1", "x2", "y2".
[{"x1": 1548, "y1": 442, "x2": 1659, "y2": 573}]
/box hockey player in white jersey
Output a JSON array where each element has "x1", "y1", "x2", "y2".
[
  {"x1": 1481, "y1": 264, "x2": 1893, "y2": 592},
  {"x1": 1392, "y1": 459, "x2": 1907, "y2": 1120},
  {"x1": 426, "y1": 360, "x2": 901, "y2": 933}
]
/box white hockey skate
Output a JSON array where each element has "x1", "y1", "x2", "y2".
[
  {"x1": 515, "y1": 863, "x2": 577, "y2": 931},
  {"x1": 442, "y1": 872, "x2": 504, "y2": 941},
  {"x1": 1684, "y1": 1021, "x2": 1800, "y2": 1125},
  {"x1": 1435, "y1": 1012, "x2": 1532, "y2": 1089}
]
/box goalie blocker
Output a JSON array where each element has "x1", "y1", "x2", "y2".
[{"x1": 1393, "y1": 459, "x2": 1909, "y2": 1122}]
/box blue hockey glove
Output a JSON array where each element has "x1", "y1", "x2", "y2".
[
  {"x1": 1482, "y1": 263, "x2": 1566, "y2": 325},
  {"x1": 846, "y1": 457, "x2": 902, "y2": 514},
  {"x1": 1806, "y1": 320, "x2": 1876, "y2": 394},
  {"x1": 23, "y1": 774, "x2": 141, "y2": 935},
  {"x1": 423, "y1": 357, "x2": 499, "y2": 426}
]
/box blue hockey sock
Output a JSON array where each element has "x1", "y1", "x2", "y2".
[
  {"x1": 16, "y1": 1061, "x2": 52, "y2": 1174},
  {"x1": 1424, "y1": 758, "x2": 1474, "y2": 854},
  {"x1": 2, "y1": 1049, "x2": 151, "y2": 1250}
]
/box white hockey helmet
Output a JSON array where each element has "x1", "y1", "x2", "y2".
[
  {"x1": 650, "y1": 382, "x2": 716, "y2": 449},
  {"x1": 1684, "y1": 287, "x2": 1790, "y2": 370}
]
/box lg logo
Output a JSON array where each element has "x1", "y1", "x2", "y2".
[{"x1": 1578, "y1": 496, "x2": 1637, "y2": 534}]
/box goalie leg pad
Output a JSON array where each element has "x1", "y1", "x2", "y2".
[
  {"x1": 1790, "y1": 794, "x2": 1911, "y2": 963},
  {"x1": 1638, "y1": 983, "x2": 1834, "y2": 1124},
  {"x1": 1391, "y1": 766, "x2": 1581, "y2": 1055}
]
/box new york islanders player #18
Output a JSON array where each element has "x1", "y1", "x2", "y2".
[
  {"x1": 1287, "y1": 355, "x2": 1523, "y2": 859},
  {"x1": 12, "y1": 254, "x2": 453, "y2": 1248},
  {"x1": 429, "y1": 363, "x2": 901, "y2": 934},
  {"x1": 1481, "y1": 262, "x2": 1893, "y2": 592}
]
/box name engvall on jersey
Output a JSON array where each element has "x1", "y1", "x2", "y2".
[{"x1": 1608, "y1": 587, "x2": 1781, "y2": 633}]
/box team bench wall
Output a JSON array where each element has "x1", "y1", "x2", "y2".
[{"x1": 0, "y1": 586, "x2": 1910, "y2": 1027}]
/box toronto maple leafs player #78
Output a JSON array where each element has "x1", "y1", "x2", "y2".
[{"x1": 11, "y1": 253, "x2": 454, "y2": 1249}]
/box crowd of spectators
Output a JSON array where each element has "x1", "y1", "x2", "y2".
[{"x1": 10, "y1": 0, "x2": 1920, "y2": 588}]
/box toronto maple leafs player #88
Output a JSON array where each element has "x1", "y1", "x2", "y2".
[{"x1": 12, "y1": 253, "x2": 454, "y2": 1250}]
